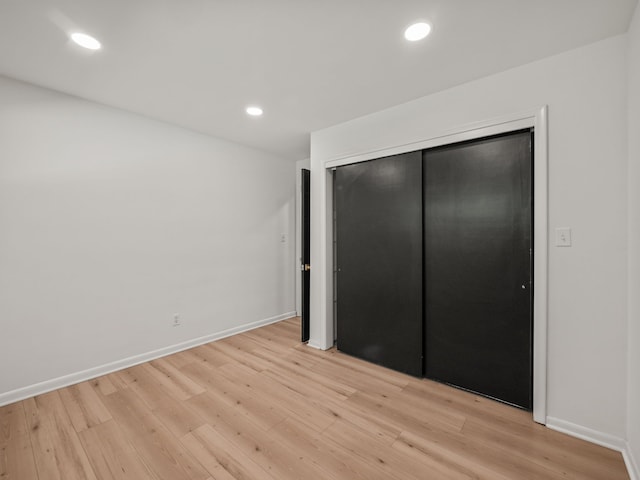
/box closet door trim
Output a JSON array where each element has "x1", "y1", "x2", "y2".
[{"x1": 311, "y1": 106, "x2": 548, "y2": 425}]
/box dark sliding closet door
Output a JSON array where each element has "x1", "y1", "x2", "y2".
[
  {"x1": 423, "y1": 130, "x2": 533, "y2": 409},
  {"x1": 335, "y1": 152, "x2": 423, "y2": 377}
]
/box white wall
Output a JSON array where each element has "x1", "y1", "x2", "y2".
[
  {"x1": 0, "y1": 76, "x2": 296, "y2": 403},
  {"x1": 627, "y1": 3, "x2": 640, "y2": 477},
  {"x1": 311, "y1": 35, "x2": 628, "y2": 442},
  {"x1": 295, "y1": 158, "x2": 311, "y2": 316}
]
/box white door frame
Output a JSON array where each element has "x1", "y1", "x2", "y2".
[{"x1": 309, "y1": 106, "x2": 548, "y2": 424}]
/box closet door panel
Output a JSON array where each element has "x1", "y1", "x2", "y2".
[
  {"x1": 424, "y1": 131, "x2": 533, "y2": 409},
  {"x1": 335, "y1": 152, "x2": 423, "y2": 376}
]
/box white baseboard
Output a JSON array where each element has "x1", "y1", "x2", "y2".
[
  {"x1": 546, "y1": 416, "x2": 639, "y2": 479},
  {"x1": 306, "y1": 341, "x2": 325, "y2": 350},
  {"x1": 0, "y1": 311, "x2": 296, "y2": 407},
  {"x1": 624, "y1": 444, "x2": 640, "y2": 480},
  {"x1": 546, "y1": 416, "x2": 627, "y2": 451}
]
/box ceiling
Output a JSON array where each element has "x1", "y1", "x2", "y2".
[{"x1": 0, "y1": 0, "x2": 637, "y2": 160}]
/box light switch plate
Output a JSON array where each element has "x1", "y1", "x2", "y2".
[{"x1": 555, "y1": 227, "x2": 572, "y2": 247}]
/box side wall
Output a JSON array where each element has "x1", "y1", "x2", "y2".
[
  {"x1": 0, "y1": 76, "x2": 296, "y2": 403},
  {"x1": 627, "y1": 3, "x2": 640, "y2": 477},
  {"x1": 311, "y1": 35, "x2": 628, "y2": 442}
]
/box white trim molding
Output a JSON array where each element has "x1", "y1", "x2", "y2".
[
  {"x1": 624, "y1": 447, "x2": 640, "y2": 480},
  {"x1": 0, "y1": 311, "x2": 296, "y2": 407},
  {"x1": 546, "y1": 417, "x2": 627, "y2": 452},
  {"x1": 306, "y1": 340, "x2": 327, "y2": 350},
  {"x1": 310, "y1": 106, "x2": 549, "y2": 424},
  {"x1": 547, "y1": 416, "x2": 638, "y2": 480},
  {"x1": 323, "y1": 110, "x2": 540, "y2": 169}
]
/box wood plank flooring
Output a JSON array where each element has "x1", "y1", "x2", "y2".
[{"x1": 0, "y1": 317, "x2": 629, "y2": 479}]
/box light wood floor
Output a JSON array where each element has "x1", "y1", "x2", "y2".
[{"x1": 0, "y1": 317, "x2": 629, "y2": 479}]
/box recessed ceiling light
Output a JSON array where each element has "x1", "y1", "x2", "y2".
[
  {"x1": 246, "y1": 106, "x2": 263, "y2": 117},
  {"x1": 404, "y1": 22, "x2": 431, "y2": 42},
  {"x1": 70, "y1": 32, "x2": 101, "y2": 50}
]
